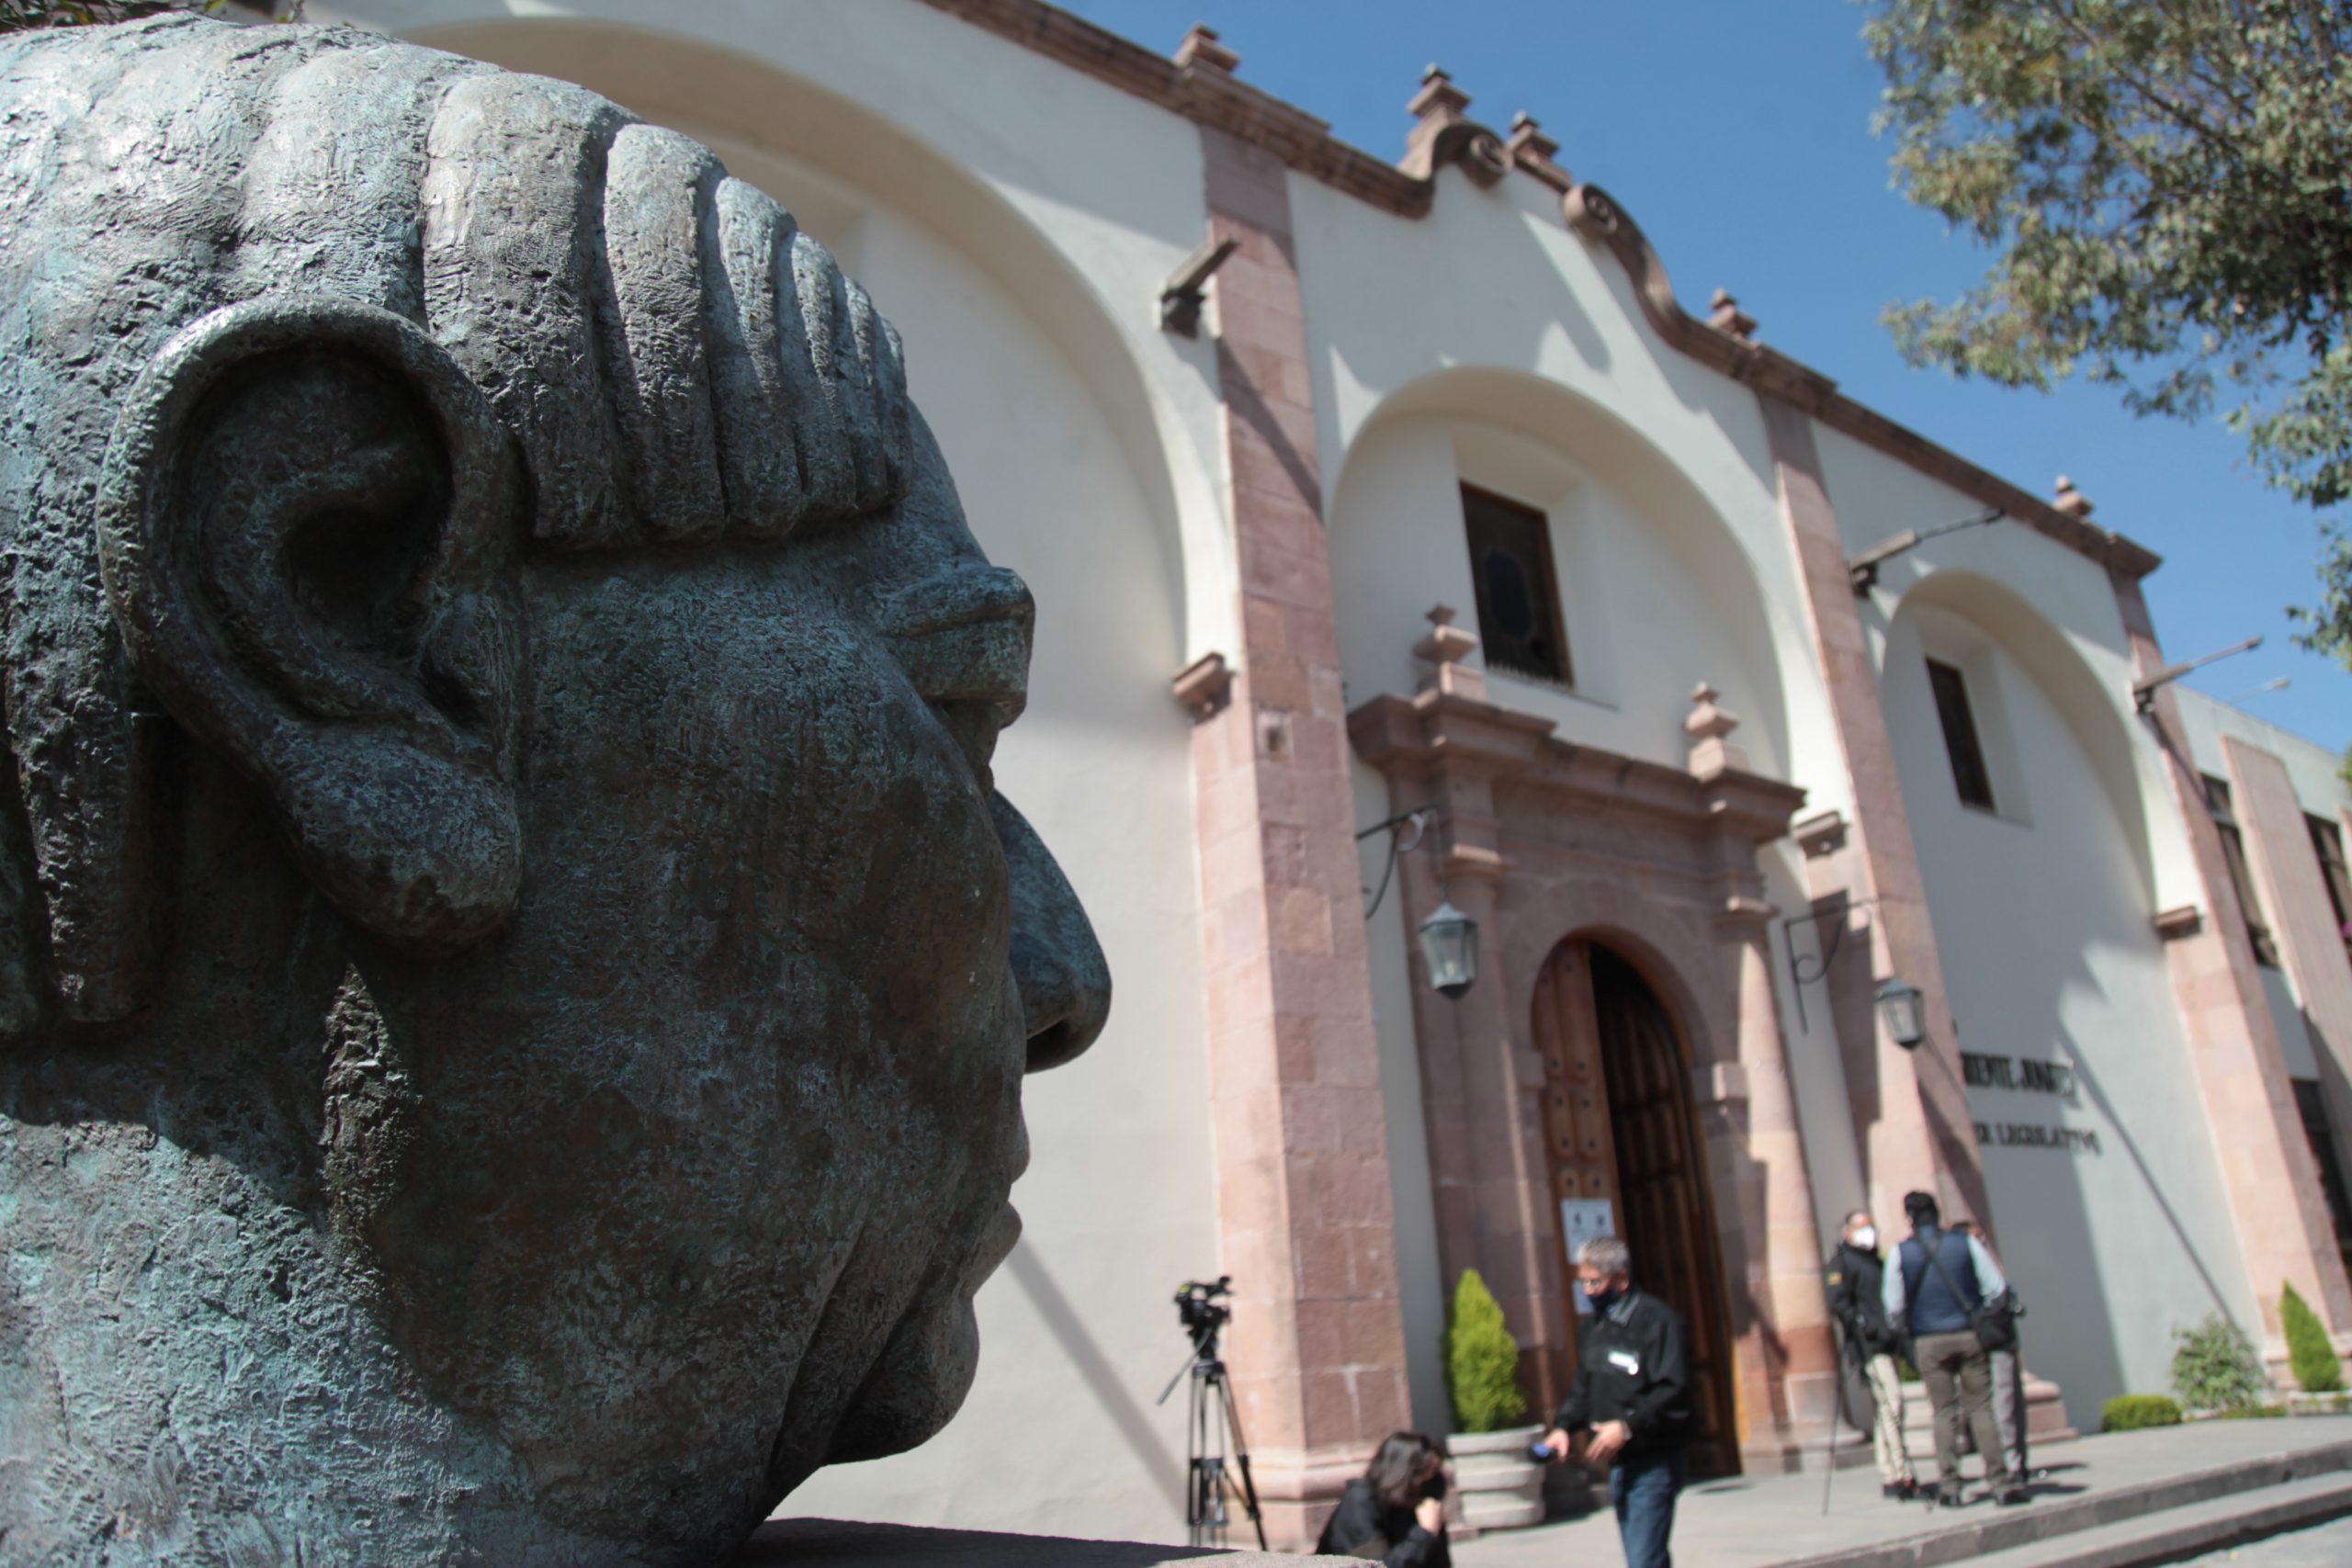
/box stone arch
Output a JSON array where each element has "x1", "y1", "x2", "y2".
[
  {"x1": 1504, "y1": 880, "x2": 1733, "y2": 1077},
  {"x1": 1883, "y1": 567, "x2": 2154, "y2": 904},
  {"x1": 1522, "y1": 916, "x2": 1747, "y2": 1472},
  {"x1": 402, "y1": 15, "x2": 1227, "y2": 662},
  {"x1": 1328, "y1": 364, "x2": 1807, "y2": 781}
]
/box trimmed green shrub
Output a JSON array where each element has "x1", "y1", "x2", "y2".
[
  {"x1": 2209, "y1": 1403, "x2": 2289, "y2": 1419},
  {"x1": 2282, "y1": 1282, "x2": 2344, "y2": 1393},
  {"x1": 2171, "y1": 1314, "x2": 2268, "y2": 1413},
  {"x1": 2100, "y1": 1394, "x2": 2183, "y2": 1432},
  {"x1": 1445, "y1": 1269, "x2": 1528, "y2": 1434}
]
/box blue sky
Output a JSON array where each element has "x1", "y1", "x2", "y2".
[{"x1": 1060, "y1": 0, "x2": 2351, "y2": 752}]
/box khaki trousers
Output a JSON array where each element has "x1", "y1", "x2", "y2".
[
  {"x1": 1864, "y1": 1352, "x2": 1914, "y2": 1485},
  {"x1": 1916, "y1": 1330, "x2": 2010, "y2": 1490}
]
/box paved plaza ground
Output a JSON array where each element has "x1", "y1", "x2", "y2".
[{"x1": 1448, "y1": 1416, "x2": 2352, "y2": 1568}]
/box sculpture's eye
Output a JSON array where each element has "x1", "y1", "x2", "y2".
[{"x1": 876, "y1": 565, "x2": 1034, "y2": 795}]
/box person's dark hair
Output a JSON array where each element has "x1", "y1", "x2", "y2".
[
  {"x1": 1904, "y1": 1190, "x2": 1940, "y2": 1228},
  {"x1": 1366, "y1": 1431, "x2": 1445, "y2": 1511}
]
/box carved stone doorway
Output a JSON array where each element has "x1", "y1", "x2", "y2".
[{"x1": 1536, "y1": 937, "x2": 1739, "y2": 1475}]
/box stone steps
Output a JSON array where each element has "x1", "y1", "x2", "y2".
[
  {"x1": 1766, "y1": 1432, "x2": 2352, "y2": 1568},
  {"x1": 1960, "y1": 1472, "x2": 2352, "y2": 1568}
]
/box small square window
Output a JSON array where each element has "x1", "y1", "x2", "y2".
[
  {"x1": 1924, "y1": 659, "x2": 1996, "y2": 813},
  {"x1": 1461, "y1": 484, "x2": 1571, "y2": 686}
]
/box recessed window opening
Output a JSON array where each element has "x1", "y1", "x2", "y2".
[
  {"x1": 1924, "y1": 658, "x2": 1996, "y2": 813},
  {"x1": 1461, "y1": 483, "x2": 1571, "y2": 686},
  {"x1": 2308, "y1": 814, "x2": 2352, "y2": 961},
  {"x1": 2293, "y1": 1079, "x2": 2352, "y2": 1268},
  {"x1": 2204, "y1": 774, "x2": 2279, "y2": 968}
]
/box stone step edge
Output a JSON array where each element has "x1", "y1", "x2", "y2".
[
  {"x1": 1764, "y1": 1436, "x2": 2352, "y2": 1568},
  {"x1": 1957, "y1": 1471, "x2": 2352, "y2": 1568}
]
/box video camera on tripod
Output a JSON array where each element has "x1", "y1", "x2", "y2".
[
  {"x1": 1158, "y1": 1274, "x2": 1265, "y2": 1550},
  {"x1": 1173, "y1": 1276, "x2": 1232, "y2": 1355}
]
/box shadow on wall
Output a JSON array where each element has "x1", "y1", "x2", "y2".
[{"x1": 1004, "y1": 1242, "x2": 1187, "y2": 1518}]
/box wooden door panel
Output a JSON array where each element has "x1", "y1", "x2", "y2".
[{"x1": 1536, "y1": 940, "x2": 1740, "y2": 1476}]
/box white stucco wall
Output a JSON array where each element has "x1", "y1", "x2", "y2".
[
  {"x1": 315, "y1": 2, "x2": 1232, "y2": 1543},
  {"x1": 1295, "y1": 165, "x2": 1846, "y2": 823},
  {"x1": 1882, "y1": 593, "x2": 2253, "y2": 1417},
  {"x1": 1327, "y1": 410, "x2": 1792, "y2": 780},
  {"x1": 2176, "y1": 688, "x2": 2352, "y2": 825},
  {"x1": 1351, "y1": 761, "x2": 1453, "y2": 1438},
  {"x1": 1812, "y1": 424, "x2": 2199, "y2": 921},
  {"x1": 2175, "y1": 687, "x2": 2350, "y2": 1080}
]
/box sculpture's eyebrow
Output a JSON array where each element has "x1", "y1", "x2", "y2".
[{"x1": 876, "y1": 565, "x2": 1034, "y2": 713}]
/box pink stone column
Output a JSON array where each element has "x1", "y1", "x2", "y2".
[
  {"x1": 1758, "y1": 394, "x2": 1994, "y2": 1234},
  {"x1": 2110, "y1": 575, "x2": 2352, "y2": 1338},
  {"x1": 1188, "y1": 121, "x2": 1410, "y2": 1547},
  {"x1": 1400, "y1": 761, "x2": 1567, "y2": 1416},
  {"x1": 1708, "y1": 895, "x2": 1838, "y2": 1457},
  {"x1": 2222, "y1": 735, "x2": 2352, "y2": 1337}
]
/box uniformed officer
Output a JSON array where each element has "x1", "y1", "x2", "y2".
[{"x1": 1826, "y1": 1208, "x2": 1918, "y2": 1499}]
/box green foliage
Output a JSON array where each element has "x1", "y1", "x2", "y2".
[
  {"x1": 2100, "y1": 1393, "x2": 2183, "y2": 1431},
  {"x1": 2170, "y1": 1312, "x2": 2270, "y2": 1411},
  {"x1": 2209, "y1": 1401, "x2": 2289, "y2": 1418},
  {"x1": 1445, "y1": 1268, "x2": 1529, "y2": 1434},
  {"x1": 2281, "y1": 1281, "x2": 2344, "y2": 1392},
  {"x1": 1861, "y1": 1, "x2": 2352, "y2": 667}
]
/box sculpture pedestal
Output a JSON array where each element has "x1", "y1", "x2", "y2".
[{"x1": 735, "y1": 1519, "x2": 1358, "y2": 1564}]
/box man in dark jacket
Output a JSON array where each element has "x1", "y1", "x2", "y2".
[
  {"x1": 1882, "y1": 1192, "x2": 2022, "y2": 1506},
  {"x1": 1826, "y1": 1208, "x2": 1918, "y2": 1500},
  {"x1": 1538, "y1": 1236, "x2": 1691, "y2": 1568}
]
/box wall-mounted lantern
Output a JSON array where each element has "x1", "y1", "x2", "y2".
[
  {"x1": 1419, "y1": 901, "x2": 1480, "y2": 999},
  {"x1": 1875, "y1": 976, "x2": 1927, "y2": 1050}
]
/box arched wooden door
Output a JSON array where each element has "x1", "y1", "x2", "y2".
[{"x1": 1533, "y1": 938, "x2": 1738, "y2": 1474}]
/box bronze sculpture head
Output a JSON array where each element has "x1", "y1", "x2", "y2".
[{"x1": 0, "y1": 17, "x2": 1108, "y2": 1563}]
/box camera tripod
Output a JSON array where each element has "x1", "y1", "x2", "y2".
[{"x1": 1158, "y1": 1330, "x2": 1267, "y2": 1550}]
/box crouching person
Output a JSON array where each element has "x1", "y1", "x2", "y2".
[
  {"x1": 1538, "y1": 1237, "x2": 1693, "y2": 1568},
  {"x1": 1316, "y1": 1433, "x2": 1451, "y2": 1566}
]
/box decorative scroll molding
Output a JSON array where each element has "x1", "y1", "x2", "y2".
[
  {"x1": 917, "y1": 0, "x2": 1435, "y2": 217},
  {"x1": 1563, "y1": 182, "x2": 2161, "y2": 581},
  {"x1": 915, "y1": 0, "x2": 2164, "y2": 583}
]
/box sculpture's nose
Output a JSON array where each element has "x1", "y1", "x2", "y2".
[{"x1": 989, "y1": 795, "x2": 1111, "y2": 1072}]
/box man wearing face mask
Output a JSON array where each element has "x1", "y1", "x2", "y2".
[
  {"x1": 1537, "y1": 1237, "x2": 1691, "y2": 1568},
  {"x1": 1826, "y1": 1210, "x2": 1918, "y2": 1501}
]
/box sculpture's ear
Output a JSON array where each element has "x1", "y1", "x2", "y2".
[{"x1": 97, "y1": 299, "x2": 524, "y2": 953}]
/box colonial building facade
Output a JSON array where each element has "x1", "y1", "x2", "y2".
[{"x1": 319, "y1": 1, "x2": 2352, "y2": 1546}]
